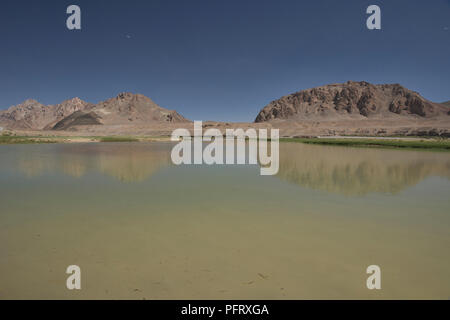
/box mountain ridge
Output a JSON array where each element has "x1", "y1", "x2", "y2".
[
  {"x1": 255, "y1": 81, "x2": 450, "y2": 122},
  {"x1": 0, "y1": 93, "x2": 189, "y2": 131},
  {"x1": 1, "y1": 83, "x2": 449, "y2": 137}
]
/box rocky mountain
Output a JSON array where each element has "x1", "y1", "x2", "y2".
[
  {"x1": 0, "y1": 93, "x2": 189, "y2": 131},
  {"x1": 442, "y1": 101, "x2": 450, "y2": 108},
  {"x1": 0, "y1": 99, "x2": 48, "y2": 130},
  {"x1": 51, "y1": 111, "x2": 102, "y2": 130},
  {"x1": 90, "y1": 92, "x2": 188, "y2": 125},
  {"x1": 255, "y1": 81, "x2": 450, "y2": 122},
  {"x1": 0, "y1": 97, "x2": 93, "y2": 130},
  {"x1": 43, "y1": 98, "x2": 95, "y2": 130}
]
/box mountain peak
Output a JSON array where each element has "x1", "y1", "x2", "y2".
[
  {"x1": 20, "y1": 99, "x2": 42, "y2": 106},
  {"x1": 57, "y1": 97, "x2": 89, "y2": 106},
  {"x1": 115, "y1": 92, "x2": 148, "y2": 100},
  {"x1": 117, "y1": 92, "x2": 135, "y2": 99},
  {"x1": 93, "y1": 92, "x2": 187, "y2": 125},
  {"x1": 67, "y1": 97, "x2": 83, "y2": 103}
]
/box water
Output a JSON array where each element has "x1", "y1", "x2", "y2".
[{"x1": 0, "y1": 142, "x2": 449, "y2": 299}]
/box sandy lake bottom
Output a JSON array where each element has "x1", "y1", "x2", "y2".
[{"x1": 0, "y1": 142, "x2": 449, "y2": 299}]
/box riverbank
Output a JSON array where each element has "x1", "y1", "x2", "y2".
[
  {"x1": 281, "y1": 137, "x2": 450, "y2": 151},
  {"x1": 0, "y1": 135, "x2": 168, "y2": 144},
  {"x1": 2, "y1": 133, "x2": 450, "y2": 151}
]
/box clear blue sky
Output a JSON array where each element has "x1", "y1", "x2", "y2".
[{"x1": 0, "y1": 0, "x2": 449, "y2": 121}]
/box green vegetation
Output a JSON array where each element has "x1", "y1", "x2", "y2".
[
  {"x1": 0, "y1": 132, "x2": 175, "y2": 145},
  {"x1": 98, "y1": 136, "x2": 140, "y2": 143},
  {"x1": 281, "y1": 137, "x2": 450, "y2": 151},
  {"x1": 0, "y1": 135, "x2": 60, "y2": 144},
  {"x1": 2, "y1": 132, "x2": 449, "y2": 151}
]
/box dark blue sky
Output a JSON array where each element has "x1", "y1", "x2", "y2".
[{"x1": 0, "y1": 0, "x2": 449, "y2": 121}]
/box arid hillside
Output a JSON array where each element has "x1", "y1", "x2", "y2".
[
  {"x1": 1, "y1": 83, "x2": 449, "y2": 137},
  {"x1": 255, "y1": 81, "x2": 449, "y2": 122},
  {"x1": 0, "y1": 93, "x2": 189, "y2": 131},
  {"x1": 0, "y1": 98, "x2": 93, "y2": 130},
  {"x1": 254, "y1": 81, "x2": 450, "y2": 137}
]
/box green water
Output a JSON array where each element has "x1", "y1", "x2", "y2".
[{"x1": 0, "y1": 142, "x2": 449, "y2": 299}]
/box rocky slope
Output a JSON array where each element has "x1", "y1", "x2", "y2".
[
  {"x1": 0, "y1": 93, "x2": 189, "y2": 131},
  {"x1": 51, "y1": 111, "x2": 102, "y2": 130},
  {"x1": 43, "y1": 98, "x2": 95, "y2": 130},
  {"x1": 90, "y1": 92, "x2": 188, "y2": 125},
  {"x1": 0, "y1": 98, "x2": 93, "y2": 130},
  {"x1": 255, "y1": 81, "x2": 450, "y2": 122}
]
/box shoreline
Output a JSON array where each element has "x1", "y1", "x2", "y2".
[
  {"x1": 0, "y1": 135, "x2": 171, "y2": 145},
  {"x1": 1, "y1": 134, "x2": 450, "y2": 151},
  {"x1": 280, "y1": 137, "x2": 450, "y2": 151}
]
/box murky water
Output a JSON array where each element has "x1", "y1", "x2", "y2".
[{"x1": 0, "y1": 142, "x2": 449, "y2": 299}]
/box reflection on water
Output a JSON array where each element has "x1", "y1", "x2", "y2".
[
  {"x1": 0, "y1": 142, "x2": 449, "y2": 299},
  {"x1": 278, "y1": 143, "x2": 450, "y2": 195},
  {"x1": 11, "y1": 142, "x2": 450, "y2": 195},
  {"x1": 15, "y1": 143, "x2": 171, "y2": 182}
]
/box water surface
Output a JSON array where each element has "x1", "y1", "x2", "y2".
[{"x1": 0, "y1": 142, "x2": 449, "y2": 299}]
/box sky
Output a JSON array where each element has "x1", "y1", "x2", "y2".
[{"x1": 0, "y1": 0, "x2": 449, "y2": 122}]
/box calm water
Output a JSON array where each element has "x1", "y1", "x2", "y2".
[{"x1": 0, "y1": 142, "x2": 449, "y2": 299}]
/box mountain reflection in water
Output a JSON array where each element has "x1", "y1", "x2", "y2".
[
  {"x1": 277, "y1": 143, "x2": 450, "y2": 195},
  {"x1": 11, "y1": 141, "x2": 450, "y2": 195},
  {"x1": 16, "y1": 142, "x2": 172, "y2": 182}
]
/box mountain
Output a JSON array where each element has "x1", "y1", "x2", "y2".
[
  {"x1": 88, "y1": 92, "x2": 188, "y2": 125},
  {"x1": 43, "y1": 98, "x2": 94, "y2": 130},
  {"x1": 0, "y1": 97, "x2": 93, "y2": 130},
  {"x1": 0, "y1": 93, "x2": 189, "y2": 131},
  {"x1": 0, "y1": 99, "x2": 48, "y2": 130},
  {"x1": 442, "y1": 101, "x2": 450, "y2": 108},
  {"x1": 51, "y1": 111, "x2": 102, "y2": 130},
  {"x1": 255, "y1": 81, "x2": 450, "y2": 122}
]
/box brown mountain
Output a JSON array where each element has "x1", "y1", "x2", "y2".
[
  {"x1": 0, "y1": 97, "x2": 93, "y2": 130},
  {"x1": 255, "y1": 81, "x2": 450, "y2": 122},
  {"x1": 0, "y1": 99, "x2": 48, "y2": 130},
  {"x1": 88, "y1": 92, "x2": 188, "y2": 125},
  {"x1": 0, "y1": 93, "x2": 189, "y2": 131},
  {"x1": 442, "y1": 101, "x2": 450, "y2": 108},
  {"x1": 43, "y1": 98, "x2": 95, "y2": 130},
  {"x1": 51, "y1": 111, "x2": 102, "y2": 130}
]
